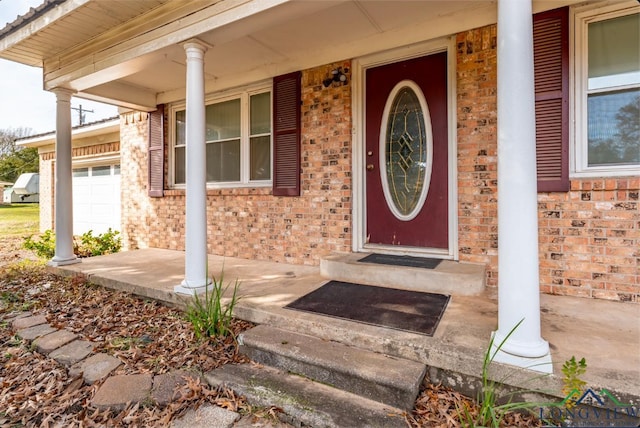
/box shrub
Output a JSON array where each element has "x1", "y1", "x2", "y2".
[
  {"x1": 23, "y1": 230, "x2": 56, "y2": 259},
  {"x1": 75, "y1": 229, "x2": 122, "y2": 257},
  {"x1": 23, "y1": 229, "x2": 122, "y2": 259},
  {"x1": 185, "y1": 271, "x2": 240, "y2": 340}
]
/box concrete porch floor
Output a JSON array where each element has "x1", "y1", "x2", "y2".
[{"x1": 50, "y1": 248, "x2": 639, "y2": 411}]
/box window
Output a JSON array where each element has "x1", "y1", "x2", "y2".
[
  {"x1": 73, "y1": 168, "x2": 88, "y2": 177},
  {"x1": 574, "y1": 5, "x2": 640, "y2": 176},
  {"x1": 92, "y1": 165, "x2": 111, "y2": 176},
  {"x1": 171, "y1": 89, "x2": 271, "y2": 187}
]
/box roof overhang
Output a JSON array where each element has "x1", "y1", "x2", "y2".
[
  {"x1": 1, "y1": 0, "x2": 586, "y2": 111},
  {"x1": 17, "y1": 117, "x2": 120, "y2": 148}
]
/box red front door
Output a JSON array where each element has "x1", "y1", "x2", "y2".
[{"x1": 365, "y1": 52, "x2": 448, "y2": 249}]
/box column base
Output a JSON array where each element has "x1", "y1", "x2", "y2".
[
  {"x1": 174, "y1": 278, "x2": 212, "y2": 295},
  {"x1": 491, "y1": 344, "x2": 553, "y2": 374},
  {"x1": 48, "y1": 256, "x2": 80, "y2": 267}
]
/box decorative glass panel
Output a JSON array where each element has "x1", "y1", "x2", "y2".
[
  {"x1": 113, "y1": 165, "x2": 121, "y2": 175},
  {"x1": 382, "y1": 82, "x2": 432, "y2": 220},
  {"x1": 206, "y1": 140, "x2": 240, "y2": 182},
  {"x1": 250, "y1": 136, "x2": 271, "y2": 180}
]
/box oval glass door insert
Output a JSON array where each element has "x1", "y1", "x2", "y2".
[{"x1": 379, "y1": 80, "x2": 433, "y2": 221}]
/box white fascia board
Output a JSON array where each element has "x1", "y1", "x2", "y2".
[{"x1": 17, "y1": 119, "x2": 120, "y2": 148}]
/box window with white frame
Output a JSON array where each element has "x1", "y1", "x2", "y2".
[
  {"x1": 172, "y1": 89, "x2": 271, "y2": 186},
  {"x1": 574, "y1": 5, "x2": 640, "y2": 176}
]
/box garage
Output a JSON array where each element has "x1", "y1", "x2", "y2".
[{"x1": 72, "y1": 164, "x2": 121, "y2": 235}]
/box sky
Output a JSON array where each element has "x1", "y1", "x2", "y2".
[{"x1": 0, "y1": 0, "x2": 118, "y2": 136}]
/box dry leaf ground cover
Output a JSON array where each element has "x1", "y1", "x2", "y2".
[{"x1": 1, "y1": 235, "x2": 541, "y2": 427}]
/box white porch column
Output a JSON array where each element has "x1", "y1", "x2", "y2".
[
  {"x1": 49, "y1": 88, "x2": 79, "y2": 267},
  {"x1": 175, "y1": 40, "x2": 210, "y2": 295},
  {"x1": 493, "y1": 0, "x2": 551, "y2": 373}
]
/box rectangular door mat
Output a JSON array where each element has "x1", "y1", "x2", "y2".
[
  {"x1": 285, "y1": 280, "x2": 450, "y2": 336},
  {"x1": 358, "y1": 253, "x2": 442, "y2": 269}
]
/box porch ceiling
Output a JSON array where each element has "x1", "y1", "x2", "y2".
[{"x1": 0, "y1": 0, "x2": 580, "y2": 111}]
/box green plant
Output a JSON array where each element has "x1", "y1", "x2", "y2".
[
  {"x1": 23, "y1": 229, "x2": 122, "y2": 259},
  {"x1": 561, "y1": 356, "x2": 587, "y2": 410},
  {"x1": 23, "y1": 229, "x2": 56, "y2": 259},
  {"x1": 75, "y1": 229, "x2": 122, "y2": 257},
  {"x1": 185, "y1": 271, "x2": 240, "y2": 340},
  {"x1": 457, "y1": 319, "x2": 545, "y2": 428}
]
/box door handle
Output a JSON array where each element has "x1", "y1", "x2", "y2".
[{"x1": 366, "y1": 164, "x2": 374, "y2": 171}]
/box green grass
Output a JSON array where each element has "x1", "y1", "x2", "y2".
[{"x1": 0, "y1": 204, "x2": 39, "y2": 237}]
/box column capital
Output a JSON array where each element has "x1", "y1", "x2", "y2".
[
  {"x1": 183, "y1": 38, "x2": 212, "y2": 54},
  {"x1": 51, "y1": 87, "x2": 76, "y2": 100}
]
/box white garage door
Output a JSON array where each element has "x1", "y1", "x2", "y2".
[{"x1": 72, "y1": 164, "x2": 121, "y2": 235}]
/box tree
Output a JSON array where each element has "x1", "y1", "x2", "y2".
[
  {"x1": 614, "y1": 95, "x2": 640, "y2": 163},
  {"x1": 0, "y1": 128, "x2": 39, "y2": 183}
]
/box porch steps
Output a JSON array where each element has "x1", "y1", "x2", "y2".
[
  {"x1": 239, "y1": 325, "x2": 425, "y2": 409},
  {"x1": 205, "y1": 325, "x2": 425, "y2": 427},
  {"x1": 205, "y1": 363, "x2": 408, "y2": 428},
  {"x1": 321, "y1": 252, "x2": 486, "y2": 296}
]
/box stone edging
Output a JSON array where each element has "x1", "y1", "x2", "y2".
[{"x1": 4, "y1": 311, "x2": 244, "y2": 426}]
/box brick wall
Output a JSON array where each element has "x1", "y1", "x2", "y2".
[
  {"x1": 456, "y1": 25, "x2": 499, "y2": 288},
  {"x1": 38, "y1": 142, "x2": 121, "y2": 233},
  {"x1": 120, "y1": 112, "x2": 153, "y2": 251},
  {"x1": 538, "y1": 179, "x2": 639, "y2": 302},
  {"x1": 120, "y1": 61, "x2": 352, "y2": 265},
  {"x1": 456, "y1": 25, "x2": 639, "y2": 302}
]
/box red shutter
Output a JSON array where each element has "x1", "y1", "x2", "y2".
[
  {"x1": 148, "y1": 105, "x2": 164, "y2": 198},
  {"x1": 534, "y1": 7, "x2": 569, "y2": 192},
  {"x1": 273, "y1": 71, "x2": 301, "y2": 196}
]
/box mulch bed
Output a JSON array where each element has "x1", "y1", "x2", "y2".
[{"x1": 0, "y1": 262, "x2": 267, "y2": 427}]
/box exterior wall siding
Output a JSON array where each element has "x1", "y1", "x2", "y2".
[
  {"x1": 456, "y1": 24, "x2": 638, "y2": 302},
  {"x1": 120, "y1": 61, "x2": 352, "y2": 265}
]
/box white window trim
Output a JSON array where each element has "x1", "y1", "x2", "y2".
[
  {"x1": 571, "y1": 2, "x2": 640, "y2": 178},
  {"x1": 169, "y1": 83, "x2": 273, "y2": 189}
]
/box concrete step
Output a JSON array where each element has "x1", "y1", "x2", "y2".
[
  {"x1": 205, "y1": 363, "x2": 408, "y2": 428},
  {"x1": 321, "y1": 252, "x2": 485, "y2": 296},
  {"x1": 238, "y1": 325, "x2": 425, "y2": 410}
]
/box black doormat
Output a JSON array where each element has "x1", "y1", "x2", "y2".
[
  {"x1": 285, "y1": 281, "x2": 449, "y2": 336},
  {"x1": 358, "y1": 253, "x2": 442, "y2": 269}
]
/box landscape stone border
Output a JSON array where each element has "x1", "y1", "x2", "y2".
[{"x1": 2, "y1": 311, "x2": 245, "y2": 427}]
